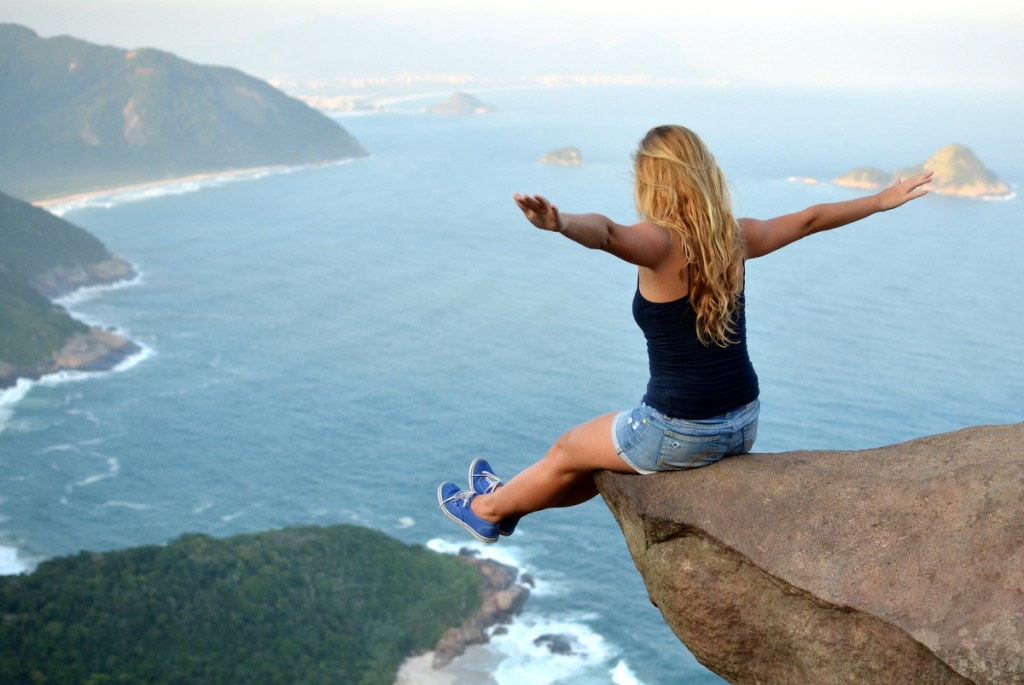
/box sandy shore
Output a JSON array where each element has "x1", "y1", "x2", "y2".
[
  {"x1": 30, "y1": 166, "x2": 282, "y2": 209},
  {"x1": 394, "y1": 646, "x2": 502, "y2": 685}
]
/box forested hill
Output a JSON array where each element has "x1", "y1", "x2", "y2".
[
  {"x1": 0, "y1": 24, "x2": 367, "y2": 201},
  {"x1": 0, "y1": 525, "x2": 483, "y2": 685}
]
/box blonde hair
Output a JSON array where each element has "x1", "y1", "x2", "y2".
[{"x1": 633, "y1": 125, "x2": 745, "y2": 347}]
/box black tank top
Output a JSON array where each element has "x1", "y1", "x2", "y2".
[{"x1": 633, "y1": 286, "x2": 759, "y2": 419}]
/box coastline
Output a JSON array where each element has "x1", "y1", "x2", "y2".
[
  {"x1": 393, "y1": 551, "x2": 530, "y2": 685},
  {"x1": 30, "y1": 165, "x2": 284, "y2": 210}
]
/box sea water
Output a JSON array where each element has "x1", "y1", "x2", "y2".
[{"x1": 1, "y1": 85, "x2": 1022, "y2": 685}]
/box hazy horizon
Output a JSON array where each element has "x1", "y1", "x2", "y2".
[{"x1": 2, "y1": 0, "x2": 1022, "y2": 95}]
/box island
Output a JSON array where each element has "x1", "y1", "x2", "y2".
[
  {"x1": 0, "y1": 24, "x2": 367, "y2": 201},
  {"x1": 0, "y1": 524, "x2": 528, "y2": 685},
  {"x1": 540, "y1": 146, "x2": 583, "y2": 167},
  {"x1": 0, "y1": 189, "x2": 139, "y2": 389},
  {"x1": 421, "y1": 91, "x2": 497, "y2": 115},
  {"x1": 833, "y1": 144, "x2": 1012, "y2": 199}
]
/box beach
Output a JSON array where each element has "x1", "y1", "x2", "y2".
[
  {"x1": 394, "y1": 647, "x2": 502, "y2": 685},
  {"x1": 30, "y1": 166, "x2": 289, "y2": 212}
]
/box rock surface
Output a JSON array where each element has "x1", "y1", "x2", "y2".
[
  {"x1": 431, "y1": 551, "x2": 530, "y2": 668},
  {"x1": 596, "y1": 423, "x2": 1024, "y2": 685},
  {"x1": 0, "y1": 328, "x2": 140, "y2": 388}
]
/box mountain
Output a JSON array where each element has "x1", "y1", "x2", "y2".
[
  {"x1": 0, "y1": 189, "x2": 138, "y2": 388},
  {"x1": 834, "y1": 144, "x2": 1011, "y2": 199},
  {"x1": 0, "y1": 525, "x2": 485, "y2": 685},
  {"x1": 0, "y1": 24, "x2": 367, "y2": 201}
]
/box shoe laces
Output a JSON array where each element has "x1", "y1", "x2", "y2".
[
  {"x1": 441, "y1": 488, "x2": 474, "y2": 507},
  {"x1": 476, "y1": 470, "x2": 502, "y2": 495}
]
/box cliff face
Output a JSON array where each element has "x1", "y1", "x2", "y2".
[{"x1": 596, "y1": 423, "x2": 1024, "y2": 685}]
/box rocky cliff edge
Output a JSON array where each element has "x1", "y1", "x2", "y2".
[{"x1": 596, "y1": 423, "x2": 1024, "y2": 684}]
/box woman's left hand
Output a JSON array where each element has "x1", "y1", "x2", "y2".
[
  {"x1": 876, "y1": 170, "x2": 934, "y2": 211},
  {"x1": 514, "y1": 193, "x2": 564, "y2": 232}
]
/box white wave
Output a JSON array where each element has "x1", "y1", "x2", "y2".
[
  {"x1": 73, "y1": 457, "x2": 120, "y2": 488},
  {"x1": 427, "y1": 536, "x2": 556, "y2": 597},
  {"x1": 396, "y1": 516, "x2": 415, "y2": 529},
  {"x1": 41, "y1": 443, "x2": 80, "y2": 454},
  {"x1": 0, "y1": 378, "x2": 35, "y2": 435},
  {"x1": 0, "y1": 545, "x2": 29, "y2": 575},
  {"x1": 54, "y1": 270, "x2": 144, "y2": 309},
  {"x1": 36, "y1": 342, "x2": 155, "y2": 390},
  {"x1": 192, "y1": 501, "x2": 214, "y2": 514},
  {"x1": 490, "y1": 614, "x2": 615, "y2": 685},
  {"x1": 611, "y1": 659, "x2": 648, "y2": 685},
  {"x1": 100, "y1": 500, "x2": 152, "y2": 511}
]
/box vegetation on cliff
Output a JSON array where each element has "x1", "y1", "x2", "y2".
[
  {"x1": 0, "y1": 524, "x2": 482, "y2": 685},
  {"x1": 0, "y1": 23, "x2": 367, "y2": 200},
  {"x1": 0, "y1": 269, "x2": 88, "y2": 367},
  {"x1": 0, "y1": 189, "x2": 136, "y2": 384}
]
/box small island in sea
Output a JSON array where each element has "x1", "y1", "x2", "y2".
[
  {"x1": 540, "y1": 146, "x2": 583, "y2": 167},
  {"x1": 832, "y1": 144, "x2": 1012, "y2": 199},
  {"x1": 421, "y1": 91, "x2": 497, "y2": 115}
]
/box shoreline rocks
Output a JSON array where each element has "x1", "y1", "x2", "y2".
[
  {"x1": 0, "y1": 327, "x2": 141, "y2": 390},
  {"x1": 431, "y1": 550, "x2": 530, "y2": 669},
  {"x1": 28, "y1": 257, "x2": 137, "y2": 299}
]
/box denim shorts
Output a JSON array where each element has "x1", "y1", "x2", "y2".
[{"x1": 611, "y1": 399, "x2": 759, "y2": 474}]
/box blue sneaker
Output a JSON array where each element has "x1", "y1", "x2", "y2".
[
  {"x1": 437, "y1": 482, "x2": 499, "y2": 543},
  {"x1": 468, "y1": 458, "x2": 519, "y2": 537}
]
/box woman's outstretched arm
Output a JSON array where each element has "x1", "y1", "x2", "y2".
[
  {"x1": 513, "y1": 192, "x2": 671, "y2": 268},
  {"x1": 743, "y1": 171, "x2": 933, "y2": 259}
]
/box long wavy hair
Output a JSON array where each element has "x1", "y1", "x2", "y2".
[{"x1": 633, "y1": 125, "x2": 745, "y2": 347}]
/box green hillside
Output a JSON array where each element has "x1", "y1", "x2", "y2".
[
  {"x1": 0, "y1": 268, "x2": 88, "y2": 366},
  {"x1": 0, "y1": 189, "x2": 111, "y2": 281},
  {"x1": 0, "y1": 189, "x2": 134, "y2": 376},
  {"x1": 0, "y1": 24, "x2": 366, "y2": 200},
  {"x1": 0, "y1": 525, "x2": 481, "y2": 685}
]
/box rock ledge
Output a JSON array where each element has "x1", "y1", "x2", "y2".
[{"x1": 596, "y1": 423, "x2": 1024, "y2": 685}]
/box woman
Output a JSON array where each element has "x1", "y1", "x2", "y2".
[{"x1": 438, "y1": 124, "x2": 932, "y2": 543}]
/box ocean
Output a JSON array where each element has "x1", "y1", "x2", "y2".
[{"x1": 1, "y1": 84, "x2": 1022, "y2": 685}]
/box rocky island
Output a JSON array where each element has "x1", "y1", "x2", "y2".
[
  {"x1": 539, "y1": 146, "x2": 583, "y2": 167},
  {"x1": 834, "y1": 144, "x2": 1012, "y2": 199},
  {"x1": 421, "y1": 91, "x2": 497, "y2": 115},
  {"x1": 0, "y1": 189, "x2": 139, "y2": 389}
]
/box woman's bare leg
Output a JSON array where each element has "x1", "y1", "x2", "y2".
[{"x1": 470, "y1": 413, "x2": 635, "y2": 522}]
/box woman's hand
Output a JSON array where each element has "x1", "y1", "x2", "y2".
[
  {"x1": 514, "y1": 193, "x2": 564, "y2": 232},
  {"x1": 876, "y1": 170, "x2": 934, "y2": 211}
]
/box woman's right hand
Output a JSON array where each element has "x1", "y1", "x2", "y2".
[{"x1": 513, "y1": 193, "x2": 564, "y2": 233}]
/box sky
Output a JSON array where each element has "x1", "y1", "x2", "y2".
[{"x1": 2, "y1": 0, "x2": 1022, "y2": 92}]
